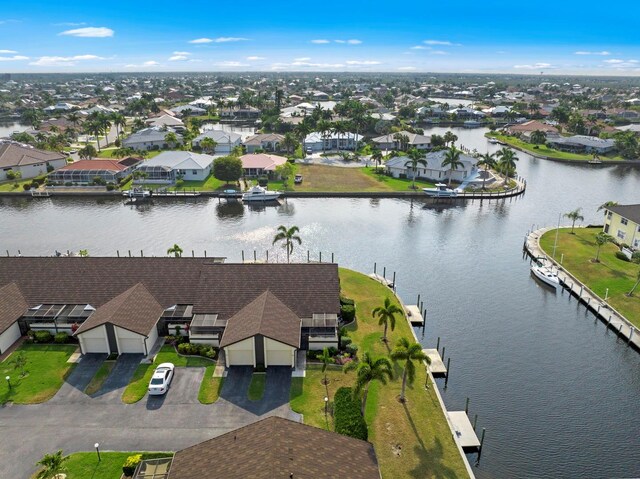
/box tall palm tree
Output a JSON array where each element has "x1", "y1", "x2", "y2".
[
  {"x1": 564, "y1": 208, "x2": 584, "y2": 234},
  {"x1": 441, "y1": 146, "x2": 464, "y2": 187},
  {"x1": 372, "y1": 297, "x2": 402, "y2": 342},
  {"x1": 78, "y1": 144, "x2": 97, "y2": 160},
  {"x1": 627, "y1": 253, "x2": 640, "y2": 296},
  {"x1": 343, "y1": 352, "x2": 393, "y2": 415},
  {"x1": 597, "y1": 201, "x2": 618, "y2": 213},
  {"x1": 332, "y1": 122, "x2": 347, "y2": 152},
  {"x1": 530, "y1": 130, "x2": 546, "y2": 145},
  {"x1": 390, "y1": 337, "x2": 430, "y2": 402},
  {"x1": 35, "y1": 450, "x2": 68, "y2": 479},
  {"x1": 496, "y1": 147, "x2": 518, "y2": 183},
  {"x1": 443, "y1": 130, "x2": 457, "y2": 147},
  {"x1": 66, "y1": 112, "x2": 81, "y2": 129},
  {"x1": 272, "y1": 225, "x2": 302, "y2": 263},
  {"x1": 593, "y1": 232, "x2": 613, "y2": 262},
  {"x1": 404, "y1": 148, "x2": 427, "y2": 190},
  {"x1": 164, "y1": 132, "x2": 178, "y2": 149},
  {"x1": 371, "y1": 148, "x2": 383, "y2": 172},
  {"x1": 476, "y1": 152, "x2": 496, "y2": 190},
  {"x1": 200, "y1": 137, "x2": 217, "y2": 154},
  {"x1": 132, "y1": 117, "x2": 146, "y2": 132},
  {"x1": 167, "y1": 244, "x2": 183, "y2": 258}
]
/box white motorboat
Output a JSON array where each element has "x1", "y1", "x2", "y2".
[
  {"x1": 423, "y1": 183, "x2": 459, "y2": 198},
  {"x1": 122, "y1": 188, "x2": 151, "y2": 198},
  {"x1": 530, "y1": 263, "x2": 560, "y2": 289},
  {"x1": 488, "y1": 137, "x2": 499, "y2": 144},
  {"x1": 464, "y1": 120, "x2": 482, "y2": 128},
  {"x1": 242, "y1": 185, "x2": 281, "y2": 202}
]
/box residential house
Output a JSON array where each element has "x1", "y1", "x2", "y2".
[
  {"x1": 385, "y1": 149, "x2": 478, "y2": 183},
  {"x1": 243, "y1": 133, "x2": 285, "y2": 153},
  {"x1": 603, "y1": 204, "x2": 640, "y2": 249},
  {"x1": 239, "y1": 153, "x2": 287, "y2": 177},
  {"x1": 219, "y1": 107, "x2": 261, "y2": 120},
  {"x1": 122, "y1": 127, "x2": 183, "y2": 151},
  {"x1": 546, "y1": 135, "x2": 616, "y2": 154},
  {"x1": 138, "y1": 416, "x2": 381, "y2": 479},
  {"x1": 0, "y1": 259, "x2": 340, "y2": 363},
  {"x1": 372, "y1": 131, "x2": 432, "y2": 151},
  {"x1": 135, "y1": 151, "x2": 214, "y2": 183},
  {"x1": 145, "y1": 114, "x2": 185, "y2": 131},
  {"x1": 505, "y1": 120, "x2": 559, "y2": 139},
  {"x1": 193, "y1": 130, "x2": 242, "y2": 155},
  {"x1": 304, "y1": 131, "x2": 363, "y2": 152},
  {"x1": 0, "y1": 142, "x2": 66, "y2": 181},
  {"x1": 170, "y1": 105, "x2": 206, "y2": 116},
  {"x1": 48, "y1": 158, "x2": 141, "y2": 185}
]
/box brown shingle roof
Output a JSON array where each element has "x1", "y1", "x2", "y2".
[
  {"x1": 168, "y1": 416, "x2": 381, "y2": 479},
  {"x1": 606, "y1": 204, "x2": 640, "y2": 225},
  {"x1": 0, "y1": 283, "x2": 28, "y2": 335},
  {"x1": 0, "y1": 142, "x2": 66, "y2": 169},
  {"x1": 74, "y1": 283, "x2": 164, "y2": 336},
  {"x1": 219, "y1": 290, "x2": 301, "y2": 348}
]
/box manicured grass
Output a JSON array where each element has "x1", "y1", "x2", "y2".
[
  {"x1": 84, "y1": 360, "x2": 116, "y2": 395},
  {"x1": 272, "y1": 164, "x2": 397, "y2": 192},
  {"x1": 290, "y1": 269, "x2": 469, "y2": 479},
  {"x1": 540, "y1": 227, "x2": 640, "y2": 328},
  {"x1": 247, "y1": 372, "x2": 266, "y2": 401},
  {"x1": 155, "y1": 345, "x2": 214, "y2": 367},
  {"x1": 0, "y1": 343, "x2": 77, "y2": 405},
  {"x1": 0, "y1": 178, "x2": 33, "y2": 192},
  {"x1": 173, "y1": 174, "x2": 226, "y2": 192},
  {"x1": 360, "y1": 167, "x2": 438, "y2": 191},
  {"x1": 197, "y1": 365, "x2": 224, "y2": 404},
  {"x1": 58, "y1": 451, "x2": 173, "y2": 479}
]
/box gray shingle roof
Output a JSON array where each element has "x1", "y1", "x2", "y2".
[
  {"x1": 0, "y1": 283, "x2": 28, "y2": 335},
  {"x1": 0, "y1": 142, "x2": 65, "y2": 169},
  {"x1": 606, "y1": 204, "x2": 640, "y2": 225}
]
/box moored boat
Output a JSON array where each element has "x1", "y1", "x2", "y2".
[
  {"x1": 242, "y1": 185, "x2": 282, "y2": 202},
  {"x1": 423, "y1": 183, "x2": 459, "y2": 198},
  {"x1": 122, "y1": 188, "x2": 151, "y2": 198},
  {"x1": 530, "y1": 263, "x2": 560, "y2": 289}
]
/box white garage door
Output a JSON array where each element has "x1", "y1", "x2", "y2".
[
  {"x1": 83, "y1": 337, "x2": 108, "y2": 354},
  {"x1": 227, "y1": 348, "x2": 254, "y2": 366},
  {"x1": 119, "y1": 338, "x2": 144, "y2": 354},
  {"x1": 267, "y1": 349, "x2": 291, "y2": 366}
]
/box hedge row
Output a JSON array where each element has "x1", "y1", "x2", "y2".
[{"x1": 334, "y1": 386, "x2": 368, "y2": 441}]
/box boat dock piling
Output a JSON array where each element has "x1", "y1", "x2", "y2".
[
  {"x1": 370, "y1": 263, "x2": 396, "y2": 289},
  {"x1": 423, "y1": 348, "x2": 447, "y2": 375}
]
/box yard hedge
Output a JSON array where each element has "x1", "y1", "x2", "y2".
[{"x1": 334, "y1": 387, "x2": 368, "y2": 441}]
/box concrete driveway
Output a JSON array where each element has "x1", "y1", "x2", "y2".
[
  {"x1": 0, "y1": 364, "x2": 300, "y2": 478},
  {"x1": 50, "y1": 353, "x2": 107, "y2": 403}
]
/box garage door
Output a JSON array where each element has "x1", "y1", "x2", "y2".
[
  {"x1": 227, "y1": 348, "x2": 254, "y2": 366},
  {"x1": 267, "y1": 349, "x2": 291, "y2": 366},
  {"x1": 83, "y1": 337, "x2": 108, "y2": 354},
  {"x1": 118, "y1": 338, "x2": 144, "y2": 354}
]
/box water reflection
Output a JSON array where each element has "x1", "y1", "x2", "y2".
[{"x1": 215, "y1": 200, "x2": 244, "y2": 219}]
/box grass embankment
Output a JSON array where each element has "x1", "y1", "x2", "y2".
[
  {"x1": 197, "y1": 365, "x2": 224, "y2": 404},
  {"x1": 0, "y1": 178, "x2": 35, "y2": 192},
  {"x1": 84, "y1": 360, "x2": 116, "y2": 395},
  {"x1": 540, "y1": 227, "x2": 640, "y2": 328},
  {"x1": 0, "y1": 344, "x2": 77, "y2": 405},
  {"x1": 247, "y1": 372, "x2": 266, "y2": 401},
  {"x1": 290, "y1": 268, "x2": 469, "y2": 479},
  {"x1": 122, "y1": 345, "x2": 214, "y2": 403},
  {"x1": 52, "y1": 452, "x2": 173, "y2": 479},
  {"x1": 486, "y1": 132, "x2": 624, "y2": 162}
]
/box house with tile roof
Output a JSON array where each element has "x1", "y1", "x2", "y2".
[
  {"x1": 0, "y1": 141, "x2": 67, "y2": 181},
  {"x1": 192, "y1": 129, "x2": 242, "y2": 155},
  {"x1": 385, "y1": 149, "x2": 478, "y2": 183},
  {"x1": 135, "y1": 151, "x2": 214, "y2": 182},
  {"x1": 243, "y1": 133, "x2": 285, "y2": 153},
  {"x1": 239, "y1": 153, "x2": 288, "y2": 178},
  {"x1": 48, "y1": 157, "x2": 141, "y2": 185},
  {"x1": 372, "y1": 130, "x2": 432, "y2": 151}
]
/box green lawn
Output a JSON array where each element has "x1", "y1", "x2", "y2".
[
  {"x1": 100, "y1": 149, "x2": 163, "y2": 159},
  {"x1": 360, "y1": 167, "x2": 438, "y2": 191},
  {"x1": 540, "y1": 227, "x2": 640, "y2": 328},
  {"x1": 197, "y1": 365, "x2": 224, "y2": 404},
  {"x1": 290, "y1": 269, "x2": 469, "y2": 479},
  {"x1": 0, "y1": 178, "x2": 33, "y2": 192},
  {"x1": 56, "y1": 451, "x2": 173, "y2": 479},
  {"x1": 174, "y1": 174, "x2": 226, "y2": 192},
  {"x1": 85, "y1": 360, "x2": 116, "y2": 395},
  {"x1": 0, "y1": 343, "x2": 77, "y2": 405},
  {"x1": 247, "y1": 372, "x2": 266, "y2": 401}
]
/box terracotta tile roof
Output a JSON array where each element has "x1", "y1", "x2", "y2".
[
  {"x1": 0, "y1": 283, "x2": 28, "y2": 335},
  {"x1": 0, "y1": 142, "x2": 66, "y2": 169},
  {"x1": 219, "y1": 291, "x2": 301, "y2": 348},
  {"x1": 74, "y1": 283, "x2": 164, "y2": 336},
  {"x1": 58, "y1": 159, "x2": 132, "y2": 172},
  {"x1": 239, "y1": 153, "x2": 288, "y2": 171},
  {"x1": 506, "y1": 120, "x2": 558, "y2": 134},
  {"x1": 168, "y1": 416, "x2": 381, "y2": 479}
]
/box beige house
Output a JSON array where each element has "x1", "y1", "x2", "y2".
[{"x1": 603, "y1": 204, "x2": 640, "y2": 249}]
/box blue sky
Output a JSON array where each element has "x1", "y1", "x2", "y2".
[{"x1": 0, "y1": 0, "x2": 639, "y2": 75}]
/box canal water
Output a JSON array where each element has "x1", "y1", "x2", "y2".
[{"x1": 1, "y1": 128, "x2": 639, "y2": 478}]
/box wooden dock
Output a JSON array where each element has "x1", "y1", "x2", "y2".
[
  {"x1": 423, "y1": 349, "x2": 447, "y2": 375},
  {"x1": 448, "y1": 411, "x2": 481, "y2": 449},
  {"x1": 405, "y1": 305, "x2": 424, "y2": 325}
]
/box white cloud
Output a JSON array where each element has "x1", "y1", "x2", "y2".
[
  {"x1": 0, "y1": 55, "x2": 28, "y2": 62},
  {"x1": 53, "y1": 22, "x2": 86, "y2": 27},
  {"x1": 169, "y1": 55, "x2": 189, "y2": 61},
  {"x1": 345, "y1": 60, "x2": 381, "y2": 65},
  {"x1": 575, "y1": 51, "x2": 610, "y2": 56},
  {"x1": 30, "y1": 54, "x2": 104, "y2": 66},
  {"x1": 335, "y1": 39, "x2": 362, "y2": 44},
  {"x1": 398, "y1": 66, "x2": 417, "y2": 71},
  {"x1": 59, "y1": 27, "x2": 114, "y2": 38},
  {"x1": 424, "y1": 40, "x2": 459, "y2": 46},
  {"x1": 604, "y1": 59, "x2": 625, "y2": 64},
  {"x1": 291, "y1": 61, "x2": 344, "y2": 68},
  {"x1": 216, "y1": 61, "x2": 249, "y2": 67},
  {"x1": 513, "y1": 63, "x2": 553, "y2": 70},
  {"x1": 143, "y1": 60, "x2": 159, "y2": 66},
  {"x1": 213, "y1": 37, "x2": 248, "y2": 43},
  {"x1": 0, "y1": 49, "x2": 17, "y2": 54},
  {"x1": 311, "y1": 39, "x2": 330, "y2": 44},
  {"x1": 246, "y1": 56, "x2": 266, "y2": 61},
  {"x1": 294, "y1": 57, "x2": 311, "y2": 61},
  {"x1": 189, "y1": 38, "x2": 213, "y2": 44},
  {"x1": 411, "y1": 45, "x2": 428, "y2": 50},
  {"x1": 604, "y1": 59, "x2": 639, "y2": 68},
  {"x1": 429, "y1": 50, "x2": 448, "y2": 55},
  {"x1": 173, "y1": 51, "x2": 190, "y2": 56}
]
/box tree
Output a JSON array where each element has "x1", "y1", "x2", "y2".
[
  {"x1": 12, "y1": 350, "x2": 28, "y2": 378},
  {"x1": 35, "y1": 450, "x2": 68, "y2": 479},
  {"x1": 443, "y1": 130, "x2": 458, "y2": 147},
  {"x1": 626, "y1": 252, "x2": 640, "y2": 296},
  {"x1": 476, "y1": 152, "x2": 496, "y2": 190},
  {"x1": 390, "y1": 337, "x2": 430, "y2": 402},
  {"x1": 372, "y1": 297, "x2": 402, "y2": 342},
  {"x1": 593, "y1": 232, "x2": 613, "y2": 262},
  {"x1": 530, "y1": 130, "x2": 547, "y2": 145},
  {"x1": 281, "y1": 133, "x2": 299, "y2": 155},
  {"x1": 404, "y1": 148, "x2": 427, "y2": 190},
  {"x1": 441, "y1": 146, "x2": 463, "y2": 187},
  {"x1": 597, "y1": 201, "x2": 618, "y2": 213},
  {"x1": 78, "y1": 249, "x2": 89, "y2": 258},
  {"x1": 213, "y1": 156, "x2": 243, "y2": 184},
  {"x1": 564, "y1": 208, "x2": 584, "y2": 234},
  {"x1": 371, "y1": 148, "x2": 384, "y2": 172},
  {"x1": 275, "y1": 161, "x2": 295, "y2": 187},
  {"x1": 272, "y1": 225, "x2": 302, "y2": 263},
  {"x1": 496, "y1": 147, "x2": 518, "y2": 183},
  {"x1": 430, "y1": 134, "x2": 446, "y2": 149},
  {"x1": 343, "y1": 352, "x2": 393, "y2": 415},
  {"x1": 200, "y1": 137, "x2": 217, "y2": 154},
  {"x1": 167, "y1": 244, "x2": 183, "y2": 258},
  {"x1": 320, "y1": 347, "x2": 332, "y2": 389},
  {"x1": 78, "y1": 145, "x2": 97, "y2": 160},
  {"x1": 111, "y1": 147, "x2": 134, "y2": 159},
  {"x1": 164, "y1": 132, "x2": 178, "y2": 148},
  {"x1": 21, "y1": 109, "x2": 43, "y2": 129}
]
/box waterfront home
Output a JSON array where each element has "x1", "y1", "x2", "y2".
[
  {"x1": 145, "y1": 114, "x2": 185, "y2": 131},
  {"x1": 219, "y1": 106, "x2": 261, "y2": 120},
  {"x1": 48, "y1": 157, "x2": 141, "y2": 185},
  {"x1": 122, "y1": 127, "x2": 183, "y2": 151},
  {"x1": 372, "y1": 130, "x2": 432, "y2": 151},
  {"x1": 193, "y1": 130, "x2": 242, "y2": 154},
  {"x1": 603, "y1": 204, "x2": 640, "y2": 249},
  {"x1": 385, "y1": 149, "x2": 478, "y2": 183},
  {"x1": 546, "y1": 135, "x2": 616, "y2": 154},
  {"x1": 506, "y1": 120, "x2": 559, "y2": 138},
  {"x1": 239, "y1": 153, "x2": 287, "y2": 177},
  {"x1": 170, "y1": 105, "x2": 206, "y2": 116},
  {"x1": 280, "y1": 101, "x2": 337, "y2": 118},
  {"x1": 0, "y1": 142, "x2": 66, "y2": 181},
  {"x1": 138, "y1": 416, "x2": 381, "y2": 479},
  {"x1": 0, "y1": 258, "x2": 340, "y2": 364},
  {"x1": 243, "y1": 133, "x2": 285, "y2": 153},
  {"x1": 135, "y1": 151, "x2": 214, "y2": 183},
  {"x1": 304, "y1": 131, "x2": 363, "y2": 152}
]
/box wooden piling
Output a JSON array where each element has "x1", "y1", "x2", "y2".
[
  {"x1": 473, "y1": 414, "x2": 478, "y2": 431},
  {"x1": 477, "y1": 428, "x2": 486, "y2": 464},
  {"x1": 465, "y1": 397, "x2": 469, "y2": 414},
  {"x1": 253, "y1": 250, "x2": 257, "y2": 262},
  {"x1": 436, "y1": 336, "x2": 440, "y2": 351},
  {"x1": 319, "y1": 251, "x2": 322, "y2": 263},
  {"x1": 266, "y1": 250, "x2": 269, "y2": 263},
  {"x1": 331, "y1": 252, "x2": 334, "y2": 263},
  {"x1": 116, "y1": 250, "x2": 120, "y2": 258},
  {"x1": 444, "y1": 358, "x2": 450, "y2": 388},
  {"x1": 128, "y1": 250, "x2": 131, "y2": 257},
  {"x1": 242, "y1": 250, "x2": 245, "y2": 262}
]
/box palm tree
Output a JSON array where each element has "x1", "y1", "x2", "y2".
[
  {"x1": 281, "y1": 133, "x2": 299, "y2": 155},
  {"x1": 343, "y1": 352, "x2": 393, "y2": 415},
  {"x1": 593, "y1": 232, "x2": 613, "y2": 262},
  {"x1": 78, "y1": 144, "x2": 97, "y2": 160},
  {"x1": 441, "y1": 146, "x2": 464, "y2": 187},
  {"x1": 164, "y1": 132, "x2": 178, "y2": 149},
  {"x1": 372, "y1": 297, "x2": 402, "y2": 342},
  {"x1": 85, "y1": 121, "x2": 103, "y2": 151},
  {"x1": 332, "y1": 122, "x2": 348, "y2": 152},
  {"x1": 111, "y1": 147, "x2": 134, "y2": 159},
  {"x1": 66, "y1": 112, "x2": 81, "y2": 129},
  {"x1": 132, "y1": 117, "x2": 146, "y2": 132},
  {"x1": 167, "y1": 244, "x2": 183, "y2": 258},
  {"x1": 476, "y1": 152, "x2": 496, "y2": 190},
  {"x1": 496, "y1": 147, "x2": 518, "y2": 183},
  {"x1": 371, "y1": 148, "x2": 384, "y2": 172},
  {"x1": 627, "y1": 253, "x2": 640, "y2": 296},
  {"x1": 320, "y1": 347, "x2": 331, "y2": 389},
  {"x1": 390, "y1": 337, "x2": 430, "y2": 402},
  {"x1": 597, "y1": 201, "x2": 618, "y2": 213},
  {"x1": 404, "y1": 148, "x2": 427, "y2": 190},
  {"x1": 564, "y1": 208, "x2": 584, "y2": 234},
  {"x1": 272, "y1": 225, "x2": 302, "y2": 263},
  {"x1": 443, "y1": 130, "x2": 457, "y2": 147},
  {"x1": 530, "y1": 130, "x2": 547, "y2": 145},
  {"x1": 200, "y1": 137, "x2": 217, "y2": 154},
  {"x1": 35, "y1": 450, "x2": 68, "y2": 479}
]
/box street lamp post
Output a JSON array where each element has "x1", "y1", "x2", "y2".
[
  {"x1": 95, "y1": 443, "x2": 101, "y2": 462},
  {"x1": 5, "y1": 376, "x2": 10, "y2": 390},
  {"x1": 324, "y1": 396, "x2": 329, "y2": 420}
]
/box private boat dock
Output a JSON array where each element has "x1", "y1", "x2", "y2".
[
  {"x1": 448, "y1": 411, "x2": 482, "y2": 449},
  {"x1": 423, "y1": 349, "x2": 447, "y2": 375}
]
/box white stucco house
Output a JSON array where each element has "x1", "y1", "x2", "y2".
[
  {"x1": 0, "y1": 142, "x2": 67, "y2": 182},
  {"x1": 135, "y1": 151, "x2": 215, "y2": 183},
  {"x1": 122, "y1": 127, "x2": 183, "y2": 151},
  {"x1": 304, "y1": 131, "x2": 363, "y2": 152},
  {"x1": 193, "y1": 130, "x2": 242, "y2": 155},
  {"x1": 385, "y1": 149, "x2": 478, "y2": 183}
]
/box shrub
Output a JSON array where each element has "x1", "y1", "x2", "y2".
[
  {"x1": 22, "y1": 183, "x2": 31, "y2": 191},
  {"x1": 257, "y1": 176, "x2": 268, "y2": 187},
  {"x1": 54, "y1": 332, "x2": 69, "y2": 344},
  {"x1": 327, "y1": 346, "x2": 338, "y2": 356},
  {"x1": 341, "y1": 304, "x2": 355, "y2": 323},
  {"x1": 334, "y1": 387, "x2": 368, "y2": 440},
  {"x1": 340, "y1": 295, "x2": 355, "y2": 306},
  {"x1": 345, "y1": 343, "x2": 359, "y2": 356},
  {"x1": 46, "y1": 164, "x2": 54, "y2": 173},
  {"x1": 34, "y1": 331, "x2": 53, "y2": 343},
  {"x1": 65, "y1": 182, "x2": 73, "y2": 187},
  {"x1": 341, "y1": 337, "x2": 352, "y2": 347},
  {"x1": 106, "y1": 183, "x2": 116, "y2": 191},
  {"x1": 122, "y1": 454, "x2": 142, "y2": 477},
  {"x1": 615, "y1": 251, "x2": 631, "y2": 262}
]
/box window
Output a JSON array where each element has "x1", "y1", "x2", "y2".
[
  {"x1": 607, "y1": 212, "x2": 612, "y2": 219},
  {"x1": 634, "y1": 239, "x2": 640, "y2": 248},
  {"x1": 617, "y1": 230, "x2": 626, "y2": 240},
  {"x1": 192, "y1": 170, "x2": 198, "y2": 174},
  {"x1": 621, "y1": 218, "x2": 628, "y2": 225}
]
